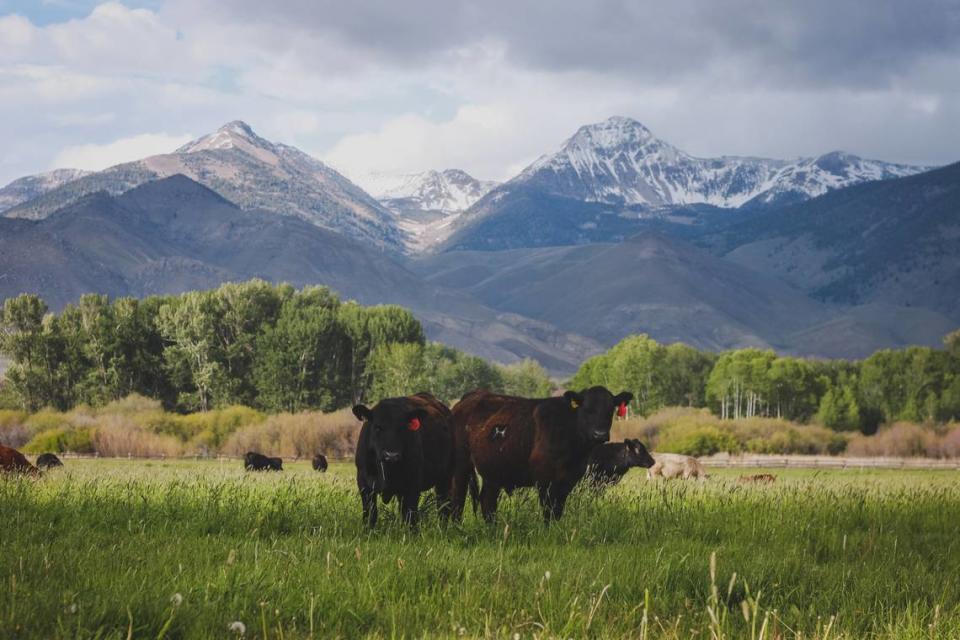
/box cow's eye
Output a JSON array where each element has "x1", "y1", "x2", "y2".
[{"x1": 374, "y1": 424, "x2": 383, "y2": 432}]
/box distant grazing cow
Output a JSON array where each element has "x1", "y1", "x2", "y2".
[
  {"x1": 244, "y1": 452, "x2": 282, "y2": 471},
  {"x1": 646, "y1": 453, "x2": 708, "y2": 480},
  {"x1": 353, "y1": 392, "x2": 454, "y2": 528},
  {"x1": 586, "y1": 439, "x2": 656, "y2": 487},
  {"x1": 738, "y1": 473, "x2": 776, "y2": 484},
  {"x1": 451, "y1": 386, "x2": 633, "y2": 523},
  {"x1": 312, "y1": 454, "x2": 328, "y2": 472},
  {"x1": 0, "y1": 444, "x2": 39, "y2": 475},
  {"x1": 36, "y1": 453, "x2": 63, "y2": 470}
]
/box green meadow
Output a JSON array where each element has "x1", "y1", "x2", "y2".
[{"x1": 1, "y1": 460, "x2": 958, "y2": 639}]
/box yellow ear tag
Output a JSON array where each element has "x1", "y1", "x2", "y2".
[{"x1": 570, "y1": 399, "x2": 579, "y2": 410}]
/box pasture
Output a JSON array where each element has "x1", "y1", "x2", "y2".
[{"x1": 1, "y1": 460, "x2": 958, "y2": 639}]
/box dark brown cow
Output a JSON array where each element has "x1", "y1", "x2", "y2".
[
  {"x1": 451, "y1": 386, "x2": 633, "y2": 523},
  {"x1": 353, "y1": 392, "x2": 455, "y2": 528},
  {"x1": 0, "y1": 444, "x2": 39, "y2": 475}
]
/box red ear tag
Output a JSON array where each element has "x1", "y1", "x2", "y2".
[
  {"x1": 408, "y1": 417, "x2": 421, "y2": 431},
  {"x1": 617, "y1": 402, "x2": 628, "y2": 418}
]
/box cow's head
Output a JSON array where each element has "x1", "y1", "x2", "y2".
[
  {"x1": 564, "y1": 386, "x2": 633, "y2": 444},
  {"x1": 353, "y1": 399, "x2": 428, "y2": 464},
  {"x1": 624, "y1": 439, "x2": 656, "y2": 469}
]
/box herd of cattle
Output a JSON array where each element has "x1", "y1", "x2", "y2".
[{"x1": 1, "y1": 385, "x2": 778, "y2": 527}]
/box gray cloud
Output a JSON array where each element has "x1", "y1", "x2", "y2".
[
  {"x1": 176, "y1": 0, "x2": 960, "y2": 89},
  {"x1": 1, "y1": 0, "x2": 958, "y2": 186}
]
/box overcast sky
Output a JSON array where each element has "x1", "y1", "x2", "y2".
[{"x1": 1, "y1": 0, "x2": 958, "y2": 189}]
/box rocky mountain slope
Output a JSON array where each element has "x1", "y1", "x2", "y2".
[
  {"x1": 0, "y1": 168, "x2": 91, "y2": 212},
  {"x1": 1, "y1": 122, "x2": 405, "y2": 251},
  {"x1": 705, "y1": 161, "x2": 960, "y2": 319},
  {"x1": 412, "y1": 232, "x2": 956, "y2": 358}
]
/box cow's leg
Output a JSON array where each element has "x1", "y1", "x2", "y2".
[
  {"x1": 400, "y1": 491, "x2": 420, "y2": 529},
  {"x1": 360, "y1": 487, "x2": 378, "y2": 528},
  {"x1": 479, "y1": 482, "x2": 500, "y2": 523},
  {"x1": 538, "y1": 484, "x2": 570, "y2": 523},
  {"x1": 435, "y1": 484, "x2": 452, "y2": 523},
  {"x1": 450, "y1": 462, "x2": 471, "y2": 522}
]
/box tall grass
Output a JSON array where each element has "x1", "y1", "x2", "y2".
[{"x1": 1, "y1": 461, "x2": 957, "y2": 638}]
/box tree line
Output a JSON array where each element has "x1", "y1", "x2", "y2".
[
  {"x1": 0, "y1": 280, "x2": 551, "y2": 413},
  {"x1": 3, "y1": 280, "x2": 958, "y2": 432},
  {"x1": 571, "y1": 332, "x2": 960, "y2": 431}
]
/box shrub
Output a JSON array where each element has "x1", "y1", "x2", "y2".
[
  {"x1": 612, "y1": 407, "x2": 847, "y2": 456},
  {"x1": 22, "y1": 427, "x2": 95, "y2": 454},
  {"x1": 0, "y1": 409, "x2": 29, "y2": 447},
  {"x1": 936, "y1": 424, "x2": 960, "y2": 458},
  {"x1": 657, "y1": 422, "x2": 741, "y2": 456},
  {"x1": 25, "y1": 409, "x2": 71, "y2": 434},
  {"x1": 92, "y1": 415, "x2": 182, "y2": 458},
  {"x1": 221, "y1": 409, "x2": 357, "y2": 459},
  {"x1": 99, "y1": 394, "x2": 164, "y2": 415},
  {"x1": 174, "y1": 406, "x2": 266, "y2": 452},
  {"x1": 846, "y1": 422, "x2": 939, "y2": 457}
]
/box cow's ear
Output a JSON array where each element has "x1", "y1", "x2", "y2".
[
  {"x1": 563, "y1": 390, "x2": 584, "y2": 410},
  {"x1": 614, "y1": 391, "x2": 634, "y2": 406},
  {"x1": 352, "y1": 404, "x2": 372, "y2": 422}
]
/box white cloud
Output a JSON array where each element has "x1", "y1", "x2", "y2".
[{"x1": 51, "y1": 132, "x2": 193, "y2": 171}]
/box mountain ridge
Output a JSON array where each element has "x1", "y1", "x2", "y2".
[
  {"x1": 2, "y1": 121, "x2": 406, "y2": 251},
  {"x1": 0, "y1": 174, "x2": 601, "y2": 374}
]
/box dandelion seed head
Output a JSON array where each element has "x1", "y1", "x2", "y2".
[
  {"x1": 544, "y1": 570, "x2": 551, "y2": 580},
  {"x1": 170, "y1": 593, "x2": 183, "y2": 607},
  {"x1": 228, "y1": 620, "x2": 246, "y2": 635}
]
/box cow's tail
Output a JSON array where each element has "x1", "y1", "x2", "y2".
[{"x1": 468, "y1": 469, "x2": 481, "y2": 514}]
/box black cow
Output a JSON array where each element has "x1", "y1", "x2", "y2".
[
  {"x1": 586, "y1": 439, "x2": 655, "y2": 487},
  {"x1": 353, "y1": 392, "x2": 454, "y2": 528},
  {"x1": 36, "y1": 453, "x2": 64, "y2": 470},
  {"x1": 312, "y1": 453, "x2": 328, "y2": 472},
  {"x1": 244, "y1": 452, "x2": 282, "y2": 471},
  {"x1": 451, "y1": 386, "x2": 633, "y2": 523}
]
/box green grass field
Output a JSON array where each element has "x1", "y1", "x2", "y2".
[{"x1": 1, "y1": 460, "x2": 958, "y2": 639}]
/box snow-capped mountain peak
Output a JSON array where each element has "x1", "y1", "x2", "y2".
[
  {"x1": 377, "y1": 169, "x2": 497, "y2": 213},
  {"x1": 367, "y1": 168, "x2": 499, "y2": 252},
  {"x1": 176, "y1": 120, "x2": 274, "y2": 156},
  {"x1": 509, "y1": 117, "x2": 930, "y2": 208}
]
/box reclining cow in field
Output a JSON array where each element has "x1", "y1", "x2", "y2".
[
  {"x1": 586, "y1": 439, "x2": 656, "y2": 488},
  {"x1": 0, "y1": 444, "x2": 39, "y2": 475},
  {"x1": 36, "y1": 453, "x2": 64, "y2": 470},
  {"x1": 738, "y1": 473, "x2": 776, "y2": 484},
  {"x1": 646, "y1": 452, "x2": 708, "y2": 480},
  {"x1": 450, "y1": 386, "x2": 633, "y2": 523},
  {"x1": 244, "y1": 452, "x2": 282, "y2": 471},
  {"x1": 353, "y1": 392, "x2": 454, "y2": 528}
]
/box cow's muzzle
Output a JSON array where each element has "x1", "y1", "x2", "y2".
[
  {"x1": 590, "y1": 430, "x2": 610, "y2": 443},
  {"x1": 381, "y1": 451, "x2": 402, "y2": 463}
]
